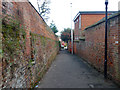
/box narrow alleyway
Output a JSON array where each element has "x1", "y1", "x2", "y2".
[{"x1": 38, "y1": 50, "x2": 118, "y2": 88}]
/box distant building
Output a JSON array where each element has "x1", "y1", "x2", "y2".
[{"x1": 73, "y1": 11, "x2": 117, "y2": 40}]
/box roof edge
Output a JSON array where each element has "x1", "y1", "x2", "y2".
[
  {"x1": 85, "y1": 11, "x2": 120, "y2": 30},
  {"x1": 73, "y1": 11, "x2": 118, "y2": 22}
]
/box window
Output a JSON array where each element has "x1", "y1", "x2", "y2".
[
  {"x1": 79, "y1": 15, "x2": 81, "y2": 29},
  {"x1": 77, "y1": 19, "x2": 78, "y2": 22}
]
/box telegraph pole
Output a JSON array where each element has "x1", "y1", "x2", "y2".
[{"x1": 70, "y1": 3, "x2": 73, "y2": 54}]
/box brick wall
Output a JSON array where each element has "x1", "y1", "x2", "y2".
[
  {"x1": 68, "y1": 41, "x2": 72, "y2": 53},
  {"x1": 0, "y1": 0, "x2": 2, "y2": 88},
  {"x1": 74, "y1": 14, "x2": 111, "y2": 40},
  {"x1": 1, "y1": 1, "x2": 59, "y2": 88},
  {"x1": 81, "y1": 14, "x2": 106, "y2": 31},
  {"x1": 71, "y1": 13, "x2": 120, "y2": 85}
]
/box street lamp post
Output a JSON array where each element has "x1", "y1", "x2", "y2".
[
  {"x1": 104, "y1": 0, "x2": 108, "y2": 79},
  {"x1": 70, "y1": 3, "x2": 73, "y2": 54}
]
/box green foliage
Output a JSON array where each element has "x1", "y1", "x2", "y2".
[
  {"x1": 61, "y1": 28, "x2": 71, "y2": 42},
  {"x1": 61, "y1": 28, "x2": 71, "y2": 33},
  {"x1": 0, "y1": 49, "x2": 2, "y2": 58},
  {"x1": 50, "y1": 21, "x2": 58, "y2": 34},
  {"x1": 40, "y1": 36, "x2": 47, "y2": 46},
  {"x1": 54, "y1": 41, "x2": 59, "y2": 48},
  {"x1": 2, "y1": 15, "x2": 26, "y2": 58}
]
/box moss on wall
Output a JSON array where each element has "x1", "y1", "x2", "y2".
[
  {"x1": 29, "y1": 32, "x2": 59, "y2": 88},
  {"x1": 2, "y1": 15, "x2": 26, "y2": 81},
  {"x1": 2, "y1": 15, "x2": 26, "y2": 59},
  {"x1": 1, "y1": 1, "x2": 59, "y2": 88}
]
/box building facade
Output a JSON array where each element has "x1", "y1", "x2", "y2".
[
  {"x1": 73, "y1": 11, "x2": 117, "y2": 40},
  {"x1": 68, "y1": 11, "x2": 120, "y2": 86}
]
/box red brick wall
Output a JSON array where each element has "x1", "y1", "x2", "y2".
[
  {"x1": 81, "y1": 14, "x2": 106, "y2": 30},
  {"x1": 73, "y1": 14, "x2": 120, "y2": 85},
  {"x1": 73, "y1": 42, "x2": 77, "y2": 54},
  {"x1": 118, "y1": 14, "x2": 120, "y2": 85},
  {"x1": 74, "y1": 14, "x2": 112, "y2": 40},
  {"x1": 68, "y1": 41, "x2": 71, "y2": 53},
  {"x1": 1, "y1": 1, "x2": 59, "y2": 88},
  {"x1": 0, "y1": 0, "x2": 2, "y2": 88}
]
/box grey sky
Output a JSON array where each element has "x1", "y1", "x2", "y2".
[{"x1": 29, "y1": 0, "x2": 119, "y2": 36}]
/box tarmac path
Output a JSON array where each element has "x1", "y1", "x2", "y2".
[{"x1": 38, "y1": 50, "x2": 118, "y2": 88}]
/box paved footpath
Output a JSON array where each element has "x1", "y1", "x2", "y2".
[{"x1": 38, "y1": 50, "x2": 118, "y2": 88}]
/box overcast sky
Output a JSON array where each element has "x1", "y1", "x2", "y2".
[{"x1": 29, "y1": 0, "x2": 119, "y2": 36}]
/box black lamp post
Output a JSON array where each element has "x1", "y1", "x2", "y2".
[{"x1": 104, "y1": 0, "x2": 108, "y2": 79}]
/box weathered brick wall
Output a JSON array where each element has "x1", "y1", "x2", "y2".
[
  {"x1": 1, "y1": 1, "x2": 59, "y2": 88},
  {"x1": 72, "y1": 13, "x2": 120, "y2": 85},
  {"x1": 0, "y1": 0, "x2": 2, "y2": 88}
]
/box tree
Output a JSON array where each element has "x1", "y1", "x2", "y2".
[
  {"x1": 61, "y1": 28, "x2": 71, "y2": 43},
  {"x1": 37, "y1": 0, "x2": 50, "y2": 21},
  {"x1": 50, "y1": 21, "x2": 58, "y2": 34}
]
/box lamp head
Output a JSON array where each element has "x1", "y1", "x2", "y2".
[
  {"x1": 105, "y1": 0, "x2": 108, "y2": 4},
  {"x1": 105, "y1": 0, "x2": 108, "y2": 2}
]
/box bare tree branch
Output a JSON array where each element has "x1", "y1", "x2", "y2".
[{"x1": 37, "y1": 0, "x2": 51, "y2": 21}]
